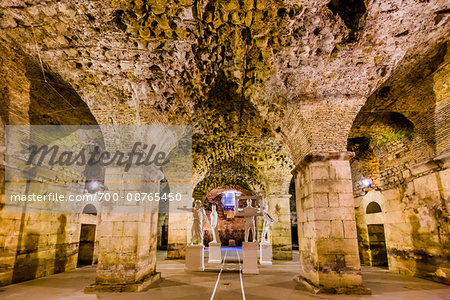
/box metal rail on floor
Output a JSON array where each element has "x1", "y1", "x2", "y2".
[
  {"x1": 210, "y1": 248, "x2": 228, "y2": 300},
  {"x1": 210, "y1": 248, "x2": 246, "y2": 300},
  {"x1": 236, "y1": 248, "x2": 246, "y2": 300}
]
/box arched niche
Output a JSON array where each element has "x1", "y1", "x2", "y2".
[
  {"x1": 366, "y1": 201, "x2": 382, "y2": 214},
  {"x1": 82, "y1": 204, "x2": 97, "y2": 215}
]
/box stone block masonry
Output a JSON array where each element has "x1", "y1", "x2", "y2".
[
  {"x1": 294, "y1": 152, "x2": 370, "y2": 294},
  {"x1": 85, "y1": 165, "x2": 162, "y2": 292}
]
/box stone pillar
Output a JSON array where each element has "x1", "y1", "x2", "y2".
[
  {"x1": 167, "y1": 213, "x2": 189, "y2": 259},
  {"x1": 266, "y1": 194, "x2": 292, "y2": 260},
  {"x1": 85, "y1": 166, "x2": 162, "y2": 292},
  {"x1": 293, "y1": 152, "x2": 369, "y2": 294}
]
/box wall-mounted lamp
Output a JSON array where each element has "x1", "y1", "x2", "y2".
[
  {"x1": 361, "y1": 178, "x2": 373, "y2": 188},
  {"x1": 86, "y1": 180, "x2": 105, "y2": 193}
]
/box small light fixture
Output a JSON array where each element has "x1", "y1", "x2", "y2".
[
  {"x1": 86, "y1": 180, "x2": 103, "y2": 193},
  {"x1": 361, "y1": 178, "x2": 372, "y2": 188}
]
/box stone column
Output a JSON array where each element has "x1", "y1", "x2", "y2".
[
  {"x1": 86, "y1": 166, "x2": 162, "y2": 292},
  {"x1": 266, "y1": 194, "x2": 292, "y2": 260},
  {"x1": 167, "y1": 212, "x2": 189, "y2": 259},
  {"x1": 293, "y1": 152, "x2": 369, "y2": 294}
]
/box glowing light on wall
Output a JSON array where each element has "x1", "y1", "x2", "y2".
[
  {"x1": 361, "y1": 178, "x2": 372, "y2": 188},
  {"x1": 86, "y1": 180, "x2": 103, "y2": 193}
]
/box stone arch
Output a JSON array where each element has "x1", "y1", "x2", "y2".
[
  {"x1": 82, "y1": 204, "x2": 97, "y2": 215},
  {"x1": 24, "y1": 58, "x2": 98, "y2": 126},
  {"x1": 347, "y1": 39, "x2": 450, "y2": 282},
  {"x1": 193, "y1": 171, "x2": 264, "y2": 201},
  {"x1": 201, "y1": 185, "x2": 253, "y2": 247},
  {"x1": 350, "y1": 41, "x2": 449, "y2": 156},
  {"x1": 361, "y1": 191, "x2": 385, "y2": 224},
  {"x1": 0, "y1": 41, "x2": 107, "y2": 285},
  {"x1": 366, "y1": 202, "x2": 381, "y2": 214}
]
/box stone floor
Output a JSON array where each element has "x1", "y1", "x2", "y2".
[{"x1": 0, "y1": 249, "x2": 449, "y2": 300}]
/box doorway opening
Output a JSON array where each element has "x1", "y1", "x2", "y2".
[
  {"x1": 289, "y1": 177, "x2": 298, "y2": 250},
  {"x1": 367, "y1": 224, "x2": 388, "y2": 267},
  {"x1": 157, "y1": 179, "x2": 170, "y2": 251},
  {"x1": 77, "y1": 224, "x2": 96, "y2": 267}
]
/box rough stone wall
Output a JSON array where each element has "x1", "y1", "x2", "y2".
[
  {"x1": 349, "y1": 41, "x2": 450, "y2": 284},
  {"x1": 0, "y1": 152, "x2": 99, "y2": 286},
  {"x1": 0, "y1": 212, "x2": 82, "y2": 286},
  {"x1": 351, "y1": 140, "x2": 450, "y2": 282},
  {"x1": 354, "y1": 167, "x2": 450, "y2": 284},
  {"x1": 382, "y1": 168, "x2": 449, "y2": 284},
  {"x1": 1, "y1": 0, "x2": 448, "y2": 167},
  {"x1": 0, "y1": 43, "x2": 101, "y2": 286}
]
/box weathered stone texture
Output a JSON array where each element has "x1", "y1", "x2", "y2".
[
  {"x1": 294, "y1": 154, "x2": 368, "y2": 293},
  {"x1": 349, "y1": 42, "x2": 450, "y2": 283},
  {"x1": 266, "y1": 194, "x2": 292, "y2": 260},
  {"x1": 0, "y1": 0, "x2": 449, "y2": 292}
]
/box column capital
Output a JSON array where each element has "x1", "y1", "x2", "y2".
[{"x1": 292, "y1": 151, "x2": 355, "y2": 175}]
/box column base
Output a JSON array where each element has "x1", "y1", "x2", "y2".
[
  {"x1": 167, "y1": 243, "x2": 186, "y2": 259},
  {"x1": 85, "y1": 272, "x2": 161, "y2": 293},
  {"x1": 243, "y1": 242, "x2": 259, "y2": 274},
  {"x1": 208, "y1": 242, "x2": 222, "y2": 264},
  {"x1": 272, "y1": 244, "x2": 293, "y2": 260},
  {"x1": 185, "y1": 244, "x2": 205, "y2": 272},
  {"x1": 294, "y1": 275, "x2": 371, "y2": 295}
]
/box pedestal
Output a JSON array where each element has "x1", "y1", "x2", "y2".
[
  {"x1": 260, "y1": 242, "x2": 272, "y2": 265},
  {"x1": 208, "y1": 242, "x2": 222, "y2": 264},
  {"x1": 242, "y1": 242, "x2": 258, "y2": 274},
  {"x1": 185, "y1": 245, "x2": 205, "y2": 271}
]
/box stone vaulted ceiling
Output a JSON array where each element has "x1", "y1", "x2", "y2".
[{"x1": 0, "y1": 0, "x2": 449, "y2": 194}]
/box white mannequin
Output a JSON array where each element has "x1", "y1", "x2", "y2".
[
  {"x1": 261, "y1": 204, "x2": 274, "y2": 244},
  {"x1": 190, "y1": 199, "x2": 210, "y2": 245},
  {"x1": 210, "y1": 204, "x2": 221, "y2": 244}
]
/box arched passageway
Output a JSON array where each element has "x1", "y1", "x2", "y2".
[{"x1": 0, "y1": 0, "x2": 449, "y2": 296}]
